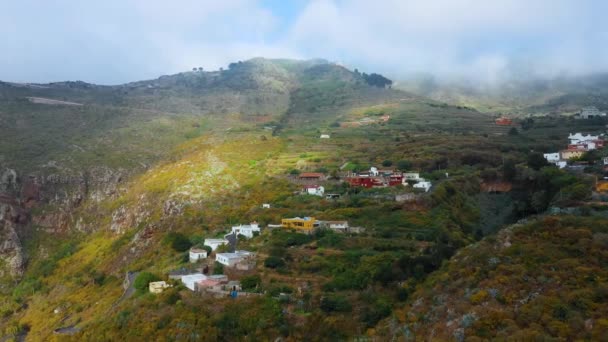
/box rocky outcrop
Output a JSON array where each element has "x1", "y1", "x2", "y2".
[
  {"x1": 0, "y1": 165, "x2": 131, "y2": 276},
  {"x1": 0, "y1": 196, "x2": 27, "y2": 278}
]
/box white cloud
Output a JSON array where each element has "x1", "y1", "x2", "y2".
[
  {"x1": 0, "y1": 0, "x2": 606, "y2": 83},
  {"x1": 284, "y1": 0, "x2": 608, "y2": 81}
]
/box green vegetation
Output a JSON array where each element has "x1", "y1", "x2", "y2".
[
  {"x1": 385, "y1": 216, "x2": 608, "y2": 341},
  {"x1": 163, "y1": 232, "x2": 192, "y2": 252},
  {"x1": 2, "y1": 58, "x2": 608, "y2": 341},
  {"x1": 133, "y1": 272, "x2": 160, "y2": 294}
]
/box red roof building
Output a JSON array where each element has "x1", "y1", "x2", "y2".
[{"x1": 495, "y1": 117, "x2": 513, "y2": 126}]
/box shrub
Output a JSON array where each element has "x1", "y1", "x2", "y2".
[
  {"x1": 382, "y1": 160, "x2": 393, "y2": 167},
  {"x1": 397, "y1": 160, "x2": 412, "y2": 170},
  {"x1": 163, "y1": 232, "x2": 192, "y2": 252},
  {"x1": 133, "y1": 272, "x2": 160, "y2": 294},
  {"x1": 320, "y1": 295, "x2": 352, "y2": 312},
  {"x1": 264, "y1": 256, "x2": 286, "y2": 269},
  {"x1": 527, "y1": 153, "x2": 548, "y2": 170},
  {"x1": 241, "y1": 275, "x2": 262, "y2": 290},
  {"x1": 214, "y1": 262, "x2": 224, "y2": 275}
]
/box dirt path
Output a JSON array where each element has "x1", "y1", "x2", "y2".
[{"x1": 26, "y1": 97, "x2": 83, "y2": 106}]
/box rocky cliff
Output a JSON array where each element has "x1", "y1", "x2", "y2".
[{"x1": 0, "y1": 165, "x2": 130, "y2": 278}]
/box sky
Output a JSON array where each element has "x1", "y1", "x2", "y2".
[{"x1": 1, "y1": 0, "x2": 608, "y2": 84}]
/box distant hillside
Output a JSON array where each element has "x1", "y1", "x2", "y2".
[
  {"x1": 0, "y1": 58, "x2": 408, "y2": 173},
  {"x1": 398, "y1": 73, "x2": 608, "y2": 116}
]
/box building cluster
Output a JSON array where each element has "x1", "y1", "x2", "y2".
[
  {"x1": 345, "y1": 167, "x2": 432, "y2": 192},
  {"x1": 575, "y1": 106, "x2": 607, "y2": 119},
  {"x1": 179, "y1": 273, "x2": 241, "y2": 294},
  {"x1": 544, "y1": 132, "x2": 605, "y2": 167},
  {"x1": 340, "y1": 115, "x2": 390, "y2": 128},
  {"x1": 279, "y1": 217, "x2": 364, "y2": 234}
]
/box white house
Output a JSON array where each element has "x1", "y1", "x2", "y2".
[
  {"x1": 321, "y1": 220, "x2": 349, "y2": 233},
  {"x1": 181, "y1": 273, "x2": 207, "y2": 291},
  {"x1": 215, "y1": 250, "x2": 253, "y2": 267},
  {"x1": 578, "y1": 106, "x2": 606, "y2": 119},
  {"x1": 370, "y1": 167, "x2": 379, "y2": 177},
  {"x1": 320, "y1": 134, "x2": 330, "y2": 139},
  {"x1": 543, "y1": 153, "x2": 560, "y2": 163},
  {"x1": 204, "y1": 238, "x2": 229, "y2": 251},
  {"x1": 262, "y1": 203, "x2": 271, "y2": 209},
  {"x1": 569, "y1": 133, "x2": 599, "y2": 145},
  {"x1": 403, "y1": 172, "x2": 422, "y2": 183},
  {"x1": 413, "y1": 181, "x2": 432, "y2": 192},
  {"x1": 604, "y1": 157, "x2": 608, "y2": 166},
  {"x1": 303, "y1": 185, "x2": 324, "y2": 196},
  {"x1": 555, "y1": 161, "x2": 568, "y2": 169},
  {"x1": 231, "y1": 222, "x2": 261, "y2": 238},
  {"x1": 189, "y1": 248, "x2": 208, "y2": 263}
]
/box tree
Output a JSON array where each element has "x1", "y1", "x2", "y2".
[
  {"x1": 382, "y1": 160, "x2": 393, "y2": 167},
  {"x1": 133, "y1": 272, "x2": 160, "y2": 294},
  {"x1": 264, "y1": 256, "x2": 285, "y2": 269},
  {"x1": 163, "y1": 232, "x2": 192, "y2": 252},
  {"x1": 362, "y1": 73, "x2": 393, "y2": 88},
  {"x1": 241, "y1": 275, "x2": 261, "y2": 290},
  {"x1": 320, "y1": 295, "x2": 352, "y2": 312},
  {"x1": 397, "y1": 160, "x2": 412, "y2": 171},
  {"x1": 192, "y1": 67, "x2": 197, "y2": 71},
  {"x1": 509, "y1": 127, "x2": 519, "y2": 135},
  {"x1": 213, "y1": 261, "x2": 224, "y2": 275},
  {"x1": 503, "y1": 159, "x2": 517, "y2": 181},
  {"x1": 527, "y1": 153, "x2": 549, "y2": 170}
]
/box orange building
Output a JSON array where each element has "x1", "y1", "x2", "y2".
[
  {"x1": 495, "y1": 117, "x2": 513, "y2": 125},
  {"x1": 281, "y1": 217, "x2": 318, "y2": 233},
  {"x1": 596, "y1": 181, "x2": 608, "y2": 193}
]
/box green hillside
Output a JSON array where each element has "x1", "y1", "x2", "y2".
[
  {"x1": 1, "y1": 59, "x2": 608, "y2": 341},
  {"x1": 381, "y1": 216, "x2": 608, "y2": 341}
]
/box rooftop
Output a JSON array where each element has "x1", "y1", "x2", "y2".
[{"x1": 299, "y1": 172, "x2": 325, "y2": 178}]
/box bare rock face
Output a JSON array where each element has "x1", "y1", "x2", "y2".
[
  {"x1": 0, "y1": 200, "x2": 27, "y2": 278},
  {"x1": 0, "y1": 164, "x2": 130, "y2": 277},
  {"x1": 0, "y1": 168, "x2": 19, "y2": 194}
]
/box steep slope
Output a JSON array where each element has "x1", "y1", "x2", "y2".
[{"x1": 379, "y1": 216, "x2": 608, "y2": 341}]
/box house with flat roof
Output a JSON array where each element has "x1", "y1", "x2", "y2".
[
  {"x1": 196, "y1": 275, "x2": 228, "y2": 291},
  {"x1": 319, "y1": 220, "x2": 349, "y2": 233},
  {"x1": 230, "y1": 222, "x2": 261, "y2": 238},
  {"x1": 561, "y1": 149, "x2": 585, "y2": 160},
  {"x1": 189, "y1": 248, "x2": 208, "y2": 263},
  {"x1": 303, "y1": 185, "x2": 324, "y2": 196},
  {"x1": 281, "y1": 217, "x2": 318, "y2": 232},
  {"x1": 149, "y1": 281, "x2": 172, "y2": 294},
  {"x1": 181, "y1": 273, "x2": 207, "y2": 291},
  {"x1": 215, "y1": 250, "x2": 254, "y2": 267},
  {"x1": 576, "y1": 106, "x2": 606, "y2": 119},
  {"x1": 204, "y1": 238, "x2": 229, "y2": 251},
  {"x1": 413, "y1": 181, "x2": 432, "y2": 192}
]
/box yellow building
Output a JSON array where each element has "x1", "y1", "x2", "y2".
[
  {"x1": 149, "y1": 281, "x2": 172, "y2": 294},
  {"x1": 281, "y1": 217, "x2": 317, "y2": 232},
  {"x1": 560, "y1": 149, "x2": 584, "y2": 160},
  {"x1": 596, "y1": 181, "x2": 608, "y2": 193}
]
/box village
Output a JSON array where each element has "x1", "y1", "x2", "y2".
[
  {"x1": 142, "y1": 163, "x2": 434, "y2": 298},
  {"x1": 543, "y1": 132, "x2": 608, "y2": 192}
]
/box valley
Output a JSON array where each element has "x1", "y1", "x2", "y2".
[{"x1": 1, "y1": 58, "x2": 608, "y2": 341}]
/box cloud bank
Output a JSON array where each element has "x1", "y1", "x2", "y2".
[{"x1": 1, "y1": 0, "x2": 607, "y2": 84}]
